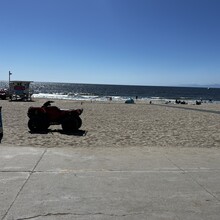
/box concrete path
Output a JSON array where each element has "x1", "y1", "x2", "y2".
[{"x1": 0, "y1": 146, "x2": 220, "y2": 220}]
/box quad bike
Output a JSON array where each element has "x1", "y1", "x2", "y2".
[{"x1": 27, "y1": 101, "x2": 83, "y2": 132}]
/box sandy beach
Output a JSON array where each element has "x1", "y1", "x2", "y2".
[{"x1": 0, "y1": 98, "x2": 220, "y2": 148}]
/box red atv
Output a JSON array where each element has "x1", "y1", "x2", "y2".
[{"x1": 27, "y1": 101, "x2": 83, "y2": 132}]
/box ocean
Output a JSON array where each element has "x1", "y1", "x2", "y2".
[{"x1": 1, "y1": 81, "x2": 220, "y2": 103}]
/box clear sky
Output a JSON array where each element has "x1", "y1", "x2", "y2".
[{"x1": 0, "y1": 0, "x2": 220, "y2": 86}]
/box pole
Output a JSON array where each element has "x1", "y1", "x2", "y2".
[
  {"x1": 0, "y1": 107, "x2": 3, "y2": 143},
  {"x1": 9, "y1": 71, "x2": 12, "y2": 100},
  {"x1": 9, "y1": 71, "x2": 12, "y2": 84}
]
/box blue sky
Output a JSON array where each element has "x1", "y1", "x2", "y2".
[{"x1": 0, "y1": 0, "x2": 220, "y2": 86}]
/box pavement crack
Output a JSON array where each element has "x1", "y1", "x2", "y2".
[
  {"x1": 2, "y1": 148, "x2": 48, "y2": 220},
  {"x1": 186, "y1": 172, "x2": 220, "y2": 202},
  {"x1": 163, "y1": 153, "x2": 186, "y2": 172},
  {"x1": 164, "y1": 153, "x2": 220, "y2": 202},
  {"x1": 32, "y1": 148, "x2": 48, "y2": 172},
  {"x1": 16, "y1": 213, "x2": 72, "y2": 220},
  {"x1": 15, "y1": 212, "x2": 144, "y2": 219}
]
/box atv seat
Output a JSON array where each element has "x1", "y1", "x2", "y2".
[{"x1": 44, "y1": 106, "x2": 61, "y2": 114}]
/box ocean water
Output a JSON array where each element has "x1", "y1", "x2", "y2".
[{"x1": 1, "y1": 81, "x2": 220, "y2": 103}]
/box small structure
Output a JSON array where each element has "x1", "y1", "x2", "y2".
[
  {"x1": 9, "y1": 81, "x2": 33, "y2": 101},
  {"x1": 125, "y1": 98, "x2": 135, "y2": 104}
]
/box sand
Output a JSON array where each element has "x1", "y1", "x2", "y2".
[{"x1": 0, "y1": 98, "x2": 220, "y2": 148}]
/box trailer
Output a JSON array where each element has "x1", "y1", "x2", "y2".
[{"x1": 9, "y1": 81, "x2": 33, "y2": 101}]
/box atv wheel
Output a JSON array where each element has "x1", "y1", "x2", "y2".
[
  {"x1": 76, "y1": 116, "x2": 82, "y2": 129},
  {"x1": 62, "y1": 117, "x2": 79, "y2": 132},
  {"x1": 28, "y1": 116, "x2": 49, "y2": 132}
]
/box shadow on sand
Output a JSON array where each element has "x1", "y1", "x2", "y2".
[
  {"x1": 157, "y1": 104, "x2": 220, "y2": 115},
  {"x1": 29, "y1": 129, "x2": 87, "y2": 136}
]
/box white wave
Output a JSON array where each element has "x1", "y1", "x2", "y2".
[
  {"x1": 32, "y1": 93, "x2": 123, "y2": 102},
  {"x1": 32, "y1": 93, "x2": 220, "y2": 104}
]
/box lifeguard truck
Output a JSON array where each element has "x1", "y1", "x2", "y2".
[{"x1": 9, "y1": 81, "x2": 33, "y2": 101}]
